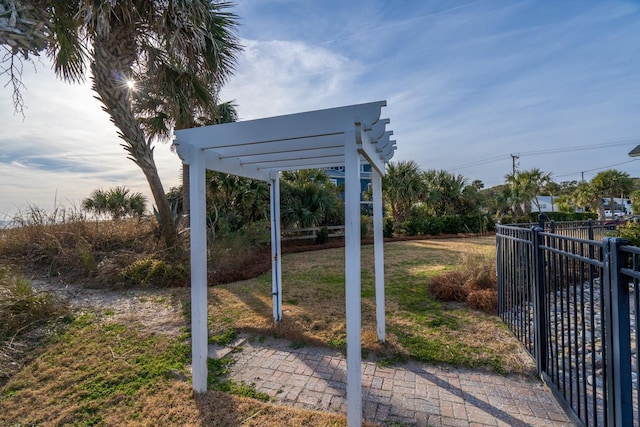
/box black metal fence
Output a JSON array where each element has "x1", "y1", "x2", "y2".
[{"x1": 496, "y1": 222, "x2": 638, "y2": 426}]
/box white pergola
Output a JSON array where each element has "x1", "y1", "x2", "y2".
[{"x1": 173, "y1": 100, "x2": 396, "y2": 427}]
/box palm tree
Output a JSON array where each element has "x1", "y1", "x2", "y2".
[
  {"x1": 422, "y1": 169, "x2": 476, "y2": 216},
  {"x1": 574, "y1": 181, "x2": 602, "y2": 219},
  {"x1": 181, "y1": 101, "x2": 239, "y2": 214},
  {"x1": 523, "y1": 168, "x2": 552, "y2": 213},
  {"x1": 591, "y1": 169, "x2": 634, "y2": 219},
  {"x1": 553, "y1": 194, "x2": 575, "y2": 213},
  {"x1": 1, "y1": 1, "x2": 242, "y2": 248},
  {"x1": 207, "y1": 171, "x2": 270, "y2": 232},
  {"x1": 630, "y1": 190, "x2": 640, "y2": 214},
  {"x1": 504, "y1": 172, "x2": 528, "y2": 216},
  {"x1": 0, "y1": 0, "x2": 53, "y2": 114},
  {"x1": 83, "y1": 186, "x2": 147, "y2": 220},
  {"x1": 383, "y1": 160, "x2": 423, "y2": 230},
  {"x1": 280, "y1": 169, "x2": 343, "y2": 228}
]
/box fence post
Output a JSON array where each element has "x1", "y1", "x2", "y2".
[
  {"x1": 603, "y1": 237, "x2": 633, "y2": 426},
  {"x1": 531, "y1": 226, "x2": 548, "y2": 376},
  {"x1": 496, "y1": 226, "x2": 504, "y2": 315},
  {"x1": 549, "y1": 220, "x2": 556, "y2": 234},
  {"x1": 587, "y1": 219, "x2": 594, "y2": 241},
  {"x1": 538, "y1": 213, "x2": 547, "y2": 229}
]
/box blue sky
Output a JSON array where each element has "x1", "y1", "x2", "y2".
[{"x1": 1, "y1": 0, "x2": 639, "y2": 218}]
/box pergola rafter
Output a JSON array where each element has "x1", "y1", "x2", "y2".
[{"x1": 173, "y1": 100, "x2": 396, "y2": 427}]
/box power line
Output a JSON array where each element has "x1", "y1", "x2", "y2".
[
  {"x1": 519, "y1": 138, "x2": 640, "y2": 157},
  {"x1": 448, "y1": 154, "x2": 510, "y2": 170},
  {"x1": 554, "y1": 159, "x2": 638, "y2": 179},
  {"x1": 446, "y1": 138, "x2": 640, "y2": 171}
]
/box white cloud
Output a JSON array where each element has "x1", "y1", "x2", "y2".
[
  {"x1": 221, "y1": 38, "x2": 363, "y2": 119},
  {"x1": 0, "y1": 62, "x2": 181, "y2": 216}
]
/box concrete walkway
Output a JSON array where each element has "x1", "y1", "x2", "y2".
[{"x1": 211, "y1": 336, "x2": 574, "y2": 427}]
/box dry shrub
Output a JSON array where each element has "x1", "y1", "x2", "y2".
[
  {"x1": 464, "y1": 253, "x2": 498, "y2": 292},
  {"x1": 428, "y1": 270, "x2": 469, "y2": 301},
  {"x1": 466, "y1": 289, "x2": 498, "y2": 314},
  {"x1": 0, "y1": 267, "x2": 70, "y2": 382},
  {"x1": 0, "y1": 206, "x2": 168, "y2": 283},
  {"x1": 429, "y1": 250, "x2": 498, "y2": 314}
]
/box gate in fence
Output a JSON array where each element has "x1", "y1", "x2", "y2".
[{"x1": 496, "y1": 220, "x2": 639, "y2": 426}]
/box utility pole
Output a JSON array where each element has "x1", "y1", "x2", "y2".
[
  {"x1": 511, "y1": 154, "x2": 519, "y2": 175},
  {"x1": 581, "y1": 171, "x2": 585, "y2": 182}
]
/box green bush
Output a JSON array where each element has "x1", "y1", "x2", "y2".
[
  {"x1": 360, "y1": 215, "x2": 369, "y2": 239},
  {"x1": 118, "y1": 258, "x2": 187, "y2": 287},
  {"x1": 400, "y1": 215, "x2": 443, "y2": 236},
  {"x1": 616, "y1": 221, "x2": 640, "y2": 247},
  {"x1": 383, "y1": 217, "x2": 394, "y2": 238},
  {"x1": 0, "y1": 267, "x2": 69, "y2": 342},
  {"x1": 531, "y1": 211, "x2": 597, "y2": 222},
  {"x1": 315, "y1": 226, "x2": 329, "y2": 244},
  {"x1": 401, "y1": 213, "x2": 493, "y2": 236},
  {"x1": 441, "y1": 215, "x2": 463, "y2": 234}
]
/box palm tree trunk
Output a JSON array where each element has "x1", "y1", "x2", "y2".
[{"x1": 91, "y1": 31, "x2": 177, "y2": 247}]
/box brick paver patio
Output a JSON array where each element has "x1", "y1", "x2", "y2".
[{"x1": 212, "y1": 336, "x2": 574, "y2": 427}]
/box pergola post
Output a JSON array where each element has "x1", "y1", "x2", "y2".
[
  {"x1": 344, "y1": 128, "x2": 362, "y2": 427},
  {"x1": 372, "y1": 169, "x2": 386, "y2": 341},
  {"x1": 270, "y1": 171, "x2": 283, "y2": 322},
  {"x1": 189, "y1": 146, "x2": 208, "y2": 392}
]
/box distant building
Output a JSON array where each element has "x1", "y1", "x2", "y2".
[
  {"x1": 603, "y1": 197, "x2": 632, "y2": 215},
  {"x1": 529, "y1": 196, "x2": 563, "y2": 213},
  {"x1": 528, "y1": 196, "x2": 632, "y2": 215},
  {"x1": 325, "y1": 164, "x2": 373, "y2": 208}
]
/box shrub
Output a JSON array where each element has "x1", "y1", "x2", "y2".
[
  {"x1": 429, "y1": 270, "x2": 469, "y2": 302},
  {"x1": 461, "y1": 252, "x2": 497, "y2": 292},
  {"x1": 316, "y1": 226, "x2": 329, "y2": 244},
  {"x1": 0, "y1": 208, "x2": 163, "y2": 281},
  {"x1": 118, "y1": 258, "x2": 187, "y2": 287},
  {"x1": 401, "y1": 213, "x2": 493, "y2": 236},
  {"x1": 383, "y1": 217, "x2": 394, "y2": 238},
  {"x1": 0, "y1": 267, "x2": 69, "y2": 342},
  {"x1": 441, "y1": 215, "x2": 463, "y2": 234},
  {"x1": 400, "y1": 216, "x2": 443, "y2": 236},
  {"x1": 207, "y1": 231, "x2": 271, "y2": 285},
  {"x1": 428, "y1": 251, "x2": 498, "y2": 314},
  {"x1": 616, "y1": 221, "x2": 640, "y2": 247},
  {"x1": 360, "y1": 215, "x2": 371, "y2": 239},
  {"x1": 466, "y1": 289, "x2": 498, "y2": 314}
]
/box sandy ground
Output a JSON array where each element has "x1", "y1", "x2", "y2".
[{"x1": 31, "y1": 279, "x2": 188, "y2": 336}]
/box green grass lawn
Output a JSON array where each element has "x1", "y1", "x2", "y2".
[{"x1": 208, "y1": 236, "x2": 532, "y2": 374}]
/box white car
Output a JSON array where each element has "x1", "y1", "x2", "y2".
[{"x1": 604, "y1": 210, "x2": 624, "y2": 219}]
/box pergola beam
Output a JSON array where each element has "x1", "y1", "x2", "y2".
[{"x1": 177, "y1": 101, "x2": 386, "y2": 151}]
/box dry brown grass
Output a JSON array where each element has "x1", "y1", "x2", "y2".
[
  {"x1": 428, "y1": 249, "x2": 499, "y2": 315},
  {"x1": 0, "y1": 216, "x2": 163, "y2": 278},
  {"x1": 0, "y1": 315, "x2": 370, "y2": 427}
]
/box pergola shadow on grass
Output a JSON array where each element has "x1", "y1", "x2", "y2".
[{"x1": 174, "y1": 101, "x2": 395, "y2": 427}]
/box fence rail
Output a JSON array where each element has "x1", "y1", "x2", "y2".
[
  {"x1": 281, "y1": 225, "x2": 345, "y2": 241},
  {"x1": 496, "y1": 222, "x2": 638, "y2": 427}
]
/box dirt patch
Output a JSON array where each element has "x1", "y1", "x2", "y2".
[{"x1": 31, "y1": 279, "x2": 188, "y2": 337}]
